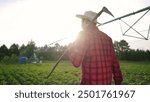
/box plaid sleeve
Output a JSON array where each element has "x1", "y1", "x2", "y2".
[
  {"x1": 69, "y1": 31, "x2": 88, "y2": 67},
  {"x1": 111, "y1": 40, "x2": 123, "y2": 85}
]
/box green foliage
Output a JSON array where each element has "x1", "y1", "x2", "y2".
[
  {"x1": 0, "y1": 61, "x2": 150, "y2": 85},
  {"x1": 114, "y1": 39, "x2": 150, "y2": 61},
  {"x1": 118, "y1": 49, "x2": 150, "y2": 61},
  {"x1": 121, "y1": 61, "x2": 150, "y2": 85},
  {"x1": 0, "y1": 41, "x2": 68, "y2": 64},
  {"x1": 19, "y1": 40, "x2": 36, "y2": 59},
  {"x1": 36, "y1": 43, "x2": 68, "y2": 61},
  {"x1": 9, "y1": 43, "x2": 19, "y2": 56},
  {"x1": 0, "y1": 54, "x2": 19, "y2": 64},
  {"x1": 0, "y1": 61, "x2": 81, "y2": 85},
  {"x1": 0, "y1": 44, "x2": 9, "y2": 60},
  {"x1": 114, "y1": 40, "x2": 130, "y2": 53}
]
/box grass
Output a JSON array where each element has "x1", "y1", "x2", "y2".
[
  {"x1": 0, "y1": 61, "x2": 150, "y2": 85},
  {"x1": 120, "y1": 61, "x2": 150, "y2": 85}
]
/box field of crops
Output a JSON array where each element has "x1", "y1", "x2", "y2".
[{"x1": 0, "y1": 61, "x2": 150, "y2": 85}]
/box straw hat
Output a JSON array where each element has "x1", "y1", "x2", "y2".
[{"x1": 76, "y1": 11, "x2": 99, "y2": 24}]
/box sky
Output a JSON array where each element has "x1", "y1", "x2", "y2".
[{"x1": 0, "y1": 0, "x2": 150, "y2": 50}]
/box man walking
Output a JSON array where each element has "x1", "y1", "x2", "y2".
[{"x1": 68, "y1": 10, "x2": 123, "y2": 85}]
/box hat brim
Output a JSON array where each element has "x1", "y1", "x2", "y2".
[{"x1": 76, "y1": 14, "x2": 100, "y2": 24}]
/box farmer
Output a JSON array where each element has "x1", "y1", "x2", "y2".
[{"x1": 68, "y1": 10, "x2": 123, "y2": 85}]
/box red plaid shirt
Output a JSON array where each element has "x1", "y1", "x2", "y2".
[{"x1": 69, "y1": 25, "x2": 123, "y2": 85}]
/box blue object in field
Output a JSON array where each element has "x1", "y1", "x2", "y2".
[{"x1": 19, "y1": 57, "x2": 28, "y2": 64}]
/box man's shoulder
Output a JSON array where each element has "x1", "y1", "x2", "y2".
[{"x1": 98, "y1": 30, "x2": 112, "y2": 40}]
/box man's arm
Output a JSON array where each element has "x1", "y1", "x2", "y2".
[
  {"x1": 68, "y1": 31, "x2": 88, "y2": 67},
  {"x1": 111, "y1": 41, "x2": 123, "y2": 85}
]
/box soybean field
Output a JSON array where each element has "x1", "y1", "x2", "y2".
[{"x1": 0, "y1": 61, "x2": 150, "y2": 85}]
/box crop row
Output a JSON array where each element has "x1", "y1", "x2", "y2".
[{"x1": 0, "y1": 61, "x2": 150, "y2": 85}]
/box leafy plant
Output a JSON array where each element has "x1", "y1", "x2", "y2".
[{"x1": 0, "y1": 61, "x2": 150, "y2": 85}]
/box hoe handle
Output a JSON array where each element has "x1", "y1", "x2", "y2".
[{"x1": 46, "y1": 49, "x2": 67, "y2": 79}]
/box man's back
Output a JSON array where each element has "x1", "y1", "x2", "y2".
[
  {"x1": 81, "y1": 26, "x2": 118, "y2": 84},
  {"x1": 69, "y1": 25, "x2": 123, "y2": 85}
]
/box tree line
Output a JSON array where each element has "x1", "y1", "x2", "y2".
[
  {"x1": 0, "y1": 40, "x2": 68, "y2": 64},
  {"x1": 114, "y1": 40, "x2": 150, "y2": 61},
  {"x1": 0, "y1": 39, "x2": 150, "y2": 64}
]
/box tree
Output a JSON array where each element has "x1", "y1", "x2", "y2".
[
  {"x1": 19, "y1": 41, "x2": 36, "y2": 59},
  {"x1": 0, "y1": 44, "x2": 9, "y2": 60},
  {"x1": 119, "y1": 40, "x2": 130, "y2": 52},
  {"x1": 114, "y1": 40, "x2": 130, "y2": 53},
  {"x1": 54, "y1": 43, "x2": 60, "y2": 52},
  {"x1": 19, "y1": 44, "x2": 26, "y2": 56},
  {"x1": 26, "y1": 40, "x2": 36, "y2": 58},
  {"x1": 9, "y1": 43, "x2": 19, "y2": 56},
  {"x1": 114, "y1": 41, "x2": 120, "y2": 53}
]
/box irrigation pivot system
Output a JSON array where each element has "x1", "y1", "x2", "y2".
[{"x1": 98, "y1": 6, "x2": 150, "y2": 40}]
